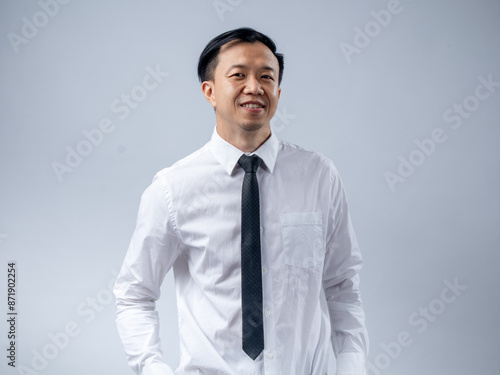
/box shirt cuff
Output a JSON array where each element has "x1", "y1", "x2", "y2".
[
  {"x1": 336, "y1": 352, "x2": 366, "y2": 375},
  {"x1": 142, "y1": 362, "x2": 175, "y2": 375}
]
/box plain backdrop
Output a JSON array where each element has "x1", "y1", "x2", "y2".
[{"x1": 1, "y1": 1, "x2": 499, "y2": 374}]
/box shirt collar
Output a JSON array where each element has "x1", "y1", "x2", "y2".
[{"x1": 210, "y1": 126, "x2": 279, "y2": 175}]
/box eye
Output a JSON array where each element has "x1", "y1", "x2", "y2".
[
  {"x1": 261, "y1": 75, "x2": 273, "y2": 80},
  {"x1": 232, "y1": 73, "x2": 244, "y2": 78}
]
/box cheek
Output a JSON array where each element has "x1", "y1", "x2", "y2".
[
  {"x1": 269, "y1": 89, "x2": 280, "y2": 105},
  {"x1": 269, "y1": 86, "x2": 280, "y2": 100},
  {"x1": 220, "y1": 87, "x2": 239, "y2": 106}
]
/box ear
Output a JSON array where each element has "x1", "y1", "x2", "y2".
[{"x1": 201, "y1": 81, "x2": 216, "y2": 108}]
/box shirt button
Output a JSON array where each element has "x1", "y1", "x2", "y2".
[
  {"x1": 260, "y1": 226, "x2": 264, "y2": 233},
  {"x1": 265, "y1": 309, "x2": 271, "y2": 317},
  {"x1": 262, "y1": 266, "x2": 268, "y2": 274},
  {"x1": 266, "y1": 351, "x2": 274, "y2": 359}
]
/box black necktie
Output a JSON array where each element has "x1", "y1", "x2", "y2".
[{"x1": 238, "y1": 154, "x2": 264, "y2": 360}]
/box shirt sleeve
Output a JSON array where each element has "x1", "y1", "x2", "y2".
[
  {"x1": 113, "y1": 172, "x2": 182, "y2": 375},
  {"x1": 322, "y1": 163, "x2": 369, "y2": 375}
]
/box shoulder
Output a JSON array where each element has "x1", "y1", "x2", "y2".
[
  {"x1": 153, "y1": 141, "x2": 213, "y2": 183},
  {"x1": 277, "y1": 139, "x2": 339, "y2": 177}
]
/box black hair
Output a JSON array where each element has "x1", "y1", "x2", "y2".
[{"x1": 197, "y1": 27, "x2": 284, "y2": 85}]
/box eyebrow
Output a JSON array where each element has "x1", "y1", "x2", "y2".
[{"x1": 225, "y1": 64, "x2": 276, "y2": 74}]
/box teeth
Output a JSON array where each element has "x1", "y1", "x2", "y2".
[{"x1": 242, "y1": 104, "x2": 262, "y2": 108}]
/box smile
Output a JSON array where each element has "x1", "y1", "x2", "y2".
[{"x1": 241, "y1": 104, "x2": 264, "y2": 108}]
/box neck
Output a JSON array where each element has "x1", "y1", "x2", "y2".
[{"x1": 216, "y1": 123, "x2": 271, "y2": 153}]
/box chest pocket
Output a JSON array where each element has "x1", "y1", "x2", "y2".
[{"x1": 280, "y1": 212, "x2": 323, "y2": 268}]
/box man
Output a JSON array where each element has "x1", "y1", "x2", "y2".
[{"x1": 114, "y1": 27, "x2": 368, "y2": 375}]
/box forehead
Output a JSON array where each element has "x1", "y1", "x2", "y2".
[{"x1": 217, "y1": 41, "x2": 279, "y2": 70}]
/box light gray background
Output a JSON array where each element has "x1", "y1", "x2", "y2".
[{"x1": 1, "y1": 0, "x2": 499, "y2": 374}]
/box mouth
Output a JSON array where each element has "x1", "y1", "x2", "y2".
[
  {"x1": 241, "y1": 103, "x2": 265, "y2": 108},
  {"x1": 240, "y1": 101, "x2": 265, "y2": 113}
]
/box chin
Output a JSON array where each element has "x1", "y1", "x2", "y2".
[{"x1": 239, "y1": 122, "x2": 266, "y2": 132}]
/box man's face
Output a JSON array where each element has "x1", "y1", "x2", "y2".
[{"x1": 203, "y1": 41, "x2": 281, "y2": 134}]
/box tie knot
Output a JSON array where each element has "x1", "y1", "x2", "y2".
[{"x1": 238, "y1": 154, "x2": 262, "y2": 173}]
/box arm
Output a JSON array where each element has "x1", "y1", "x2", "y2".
[
  {"x1": 114, "y1": 173, "x2": 182, "y2": 375},
  {"x1": 322, "y1": 164, "x2": 369, "y2": 375}
]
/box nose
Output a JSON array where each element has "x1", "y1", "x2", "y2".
[{"x1": 243, "y1": 75, "x2": 264, "y2": 95}]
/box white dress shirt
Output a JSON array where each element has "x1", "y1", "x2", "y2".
[{"x1": 114, "y1": 127, "x2": 368, "y2": 375}]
